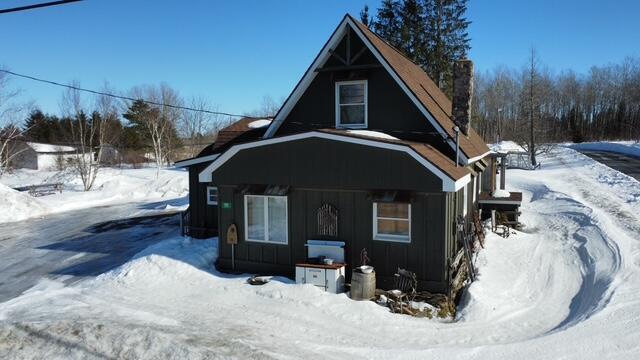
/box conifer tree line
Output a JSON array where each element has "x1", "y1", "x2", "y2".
[{"x1": 361, "y1": 0, "x2": 471, "y2": 96}]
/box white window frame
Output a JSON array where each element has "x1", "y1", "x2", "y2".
[
  {"x1": 243, "y1": 195, "x2": 288, "y2": 245},
  {"x1": 335, "y1": 80, "x2": 368, "y2": 129},
  {"x1": 207, "y1": 186, "x2": 218, "y2": 205},
  {"x1": 373, "y1": 202, "x2": 411, "y2": 243}
]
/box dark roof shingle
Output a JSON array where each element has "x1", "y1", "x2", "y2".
[{"x1": 350, "y1": 15, "x2": 489, "y2": 160}]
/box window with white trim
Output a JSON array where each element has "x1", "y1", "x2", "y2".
[
  {"x1": 207, "y1": 186, "x2": 218, "y2": 205},
  {"x1": 244, "y1": 195, "x2": 288, "y2": 244},
  {"x1": 373, "y1": 202, "x2": 411, "y2": 243},
  {"x1": 335, "y1": 80, "x2": 367, "y2": 128}
]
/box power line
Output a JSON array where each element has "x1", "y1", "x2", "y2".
[
  {"x1": 0, "y1": 0, "x2": 82, "y2": 14},
  {"x1": 0, "y1": 69, "x2": 265, "y2": 119}
]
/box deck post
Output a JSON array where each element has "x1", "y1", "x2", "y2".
[{"x1": 500, "y1": 156, "x2": 506, "y2": 190}]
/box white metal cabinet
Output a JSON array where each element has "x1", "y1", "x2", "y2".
[
  {"x1": 305, "y1": 268, "x2": 325, "y2": 287},
  {"x1": 295, "y1": 264, "x2": 345, "y2": 293}
]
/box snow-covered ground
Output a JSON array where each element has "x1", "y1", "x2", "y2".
[
  {"x1": 1, "y1": 147, "x2": 640, "y2": 359},
  {"x1": 0, "y1": 167, "x2": 188, "y2": 224},
  {"x1": 567, "y1": 140, "x2": 640, "y2": 158}
]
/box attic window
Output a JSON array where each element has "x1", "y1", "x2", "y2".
[{"x1": 335, "y1": 80, "x2": 367, "y2": 128}]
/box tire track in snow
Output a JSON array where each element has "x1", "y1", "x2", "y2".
[
  {"x1": 535, "y1": 188, "x2": 621, "y2": 332},
  {"x1": 518, "y1": 152, "x2": 634, "y2": 333}
]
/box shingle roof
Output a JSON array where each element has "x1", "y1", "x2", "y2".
[
  {"x1": 349, "y1": 15, "x2": 490, "y2": 160},
  {"x1": 198, "y1": 118, "x2": 270, "y2": 157}
]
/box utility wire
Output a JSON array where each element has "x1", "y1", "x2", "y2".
[
  {"x1": 0, "y1": 69, "x2": 265, "y2": 119},
  {"x1": 0, "y1": 0, "x2": 82, "y2": 14}
]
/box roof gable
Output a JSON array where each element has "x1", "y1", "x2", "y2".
[{"x1": 263, "y1": 14, "x2": 489, "y2": 164}]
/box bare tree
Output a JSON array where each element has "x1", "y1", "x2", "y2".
[
  {"x1": 128, "y1": 84, "x2": 183, "y2": 176},
  {"x1": 60, "y1": 81, "x2": 99, "y2": 191},
  {"x1": 95, "y1": 82, "x2": 122, "y2": 164},
  {"x1": 180, "y1": 96, "x2": 220, "y2": 158},
  {"x1": 244, "y1": 95, "x2": 283, "y2": 118},
  {"x1": 0, "y1": 68, "x2": 30, "y2": 177}
]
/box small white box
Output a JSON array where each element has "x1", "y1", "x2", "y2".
[{"x1": 295, "y1": 264, "x2": 345, "y2": 293}]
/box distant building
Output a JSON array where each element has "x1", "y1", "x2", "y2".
[
  {"x1": 95, "y1": 144, "x2": 121, "y2": 165},
  {"x1": 9, "y1": 141, "x2": 79, "y2": 170}
]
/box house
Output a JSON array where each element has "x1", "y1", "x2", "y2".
[
  {"x1": 7, "y1": 141, "x2": 78, "y2": 171},
  {"x1": 95, "y1": 144, "x2": 121, "y2": 165},
  {"x1": 175, "y1": 14, "x2": 493, "y2": 294}
]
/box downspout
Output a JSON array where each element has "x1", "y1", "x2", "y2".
[{"x1": 454, "y1": 126, "x2": 460, "y2": 167}]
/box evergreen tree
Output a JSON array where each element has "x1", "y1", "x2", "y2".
[
  {"x1": 360, "y1": 5, "x2": 370, "y2": 27},
  {"x1": 122, "y1": 99, "x2": 158, "y2": 150},
  {"x1": 398, "y1": 0, "x2": 424, "y2": 62},
  {"x1": 372, "y1": 0, "x2": 402, "y2": 49},
  {"x1": 422, "y1": 0, "x2": 471, "y2": 93},
  {"x1": 23, "y1": 109, "x2": 51, "y2": 142},
  {"x1": 366, "y1": 0, "x2": 471, "y2": 97}
]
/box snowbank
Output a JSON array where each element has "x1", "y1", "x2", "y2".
[
  {"x1": 0, "y1": 167, "x2": 188, "y2": 224},
  {"x1": 0, "y1": 183, "x2": 50, "y2": 223},
  {"x1": 566, "y1": 141, "x2": 640, "y2": 158}
]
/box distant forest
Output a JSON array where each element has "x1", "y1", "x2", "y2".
[{"x1": 362, "y1": 0, "x2": 640, "y2": 149}]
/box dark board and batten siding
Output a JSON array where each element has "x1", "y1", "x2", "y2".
[
  {"x1": 216, "y1": 187, "x2": 449, "y2": 292},
  {"x1": 275, "y1": 31, "x2": 456, "y2": 159},
  {"x1": 188, "y1": 164, "x2": 218, "y2": 238},
  {"x1": 213, "y1": 137, "x2": 444, "y2": 192},
  {"x1": 210, "y1": 138, "x2": 453, "y2": 292}
]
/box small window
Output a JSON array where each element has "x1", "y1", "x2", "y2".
[
  {"x1": 335, "y1": 80, "x2": 367, "y2": 128},
  {"x1": 207, "y1": 186, "x2": 218, "y2": 205},
  {"x1": 244, "y1": 195, "x2": 288, "y2": 244},
  {"x1": 373, "y1": 202, "x2": 411, "y2": 243}
]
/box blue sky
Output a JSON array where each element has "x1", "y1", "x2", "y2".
[{"x1": 1, "y1": 0, "x2": 638, "y2": 116}]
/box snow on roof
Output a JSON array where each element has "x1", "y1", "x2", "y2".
[
  {"x1": 489, "y1": 141, "x2": 526, "y2": 154},
  {"x1": 346, "y1": 130, "x2": 399, "y2": 140},
  {"x1": 247, "y1": 119, "x2": 273, "y2": 129},
  {"x1": 26, "y1": 142, "x2": 75, "y2": 153}
]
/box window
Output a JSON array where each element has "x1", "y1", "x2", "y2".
[
  {"x1": 335, "y1": 80, "x2": 367, "y2": 128},
  {"x1": 373, "y1": 202, "x2": 411, "y2": 243},
  {"x1": 244, "y1": 195, "x2": 288, "y2": 244},
  {"x1": 207, "y1": 186, "x2": 218, "y2": 205}
]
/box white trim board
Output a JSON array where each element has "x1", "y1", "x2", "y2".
[
  {"x1": 262, "y1": 15, "x2": 479, "y2": 165},
  {"x1": 198, "y1": 131, "x2": 470, "y2": 192},
  {"x1": 174, "y1": 153, "x2": 220, "y2": 168}
]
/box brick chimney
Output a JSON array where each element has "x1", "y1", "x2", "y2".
[{"x1": 452, "y1": 59, "x2": 474, "y2": 136}]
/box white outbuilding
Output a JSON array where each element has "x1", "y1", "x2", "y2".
[{"x1": 8, "y1": 141, "x2": 79, "y2": 170}]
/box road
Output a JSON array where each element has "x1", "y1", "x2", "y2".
[
  {"x1": 579, "y1": 150, "x2": 640, "y2": 181},
  {"x1": 0, "y1": 202, "x2": 182, "y2": 303}
]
